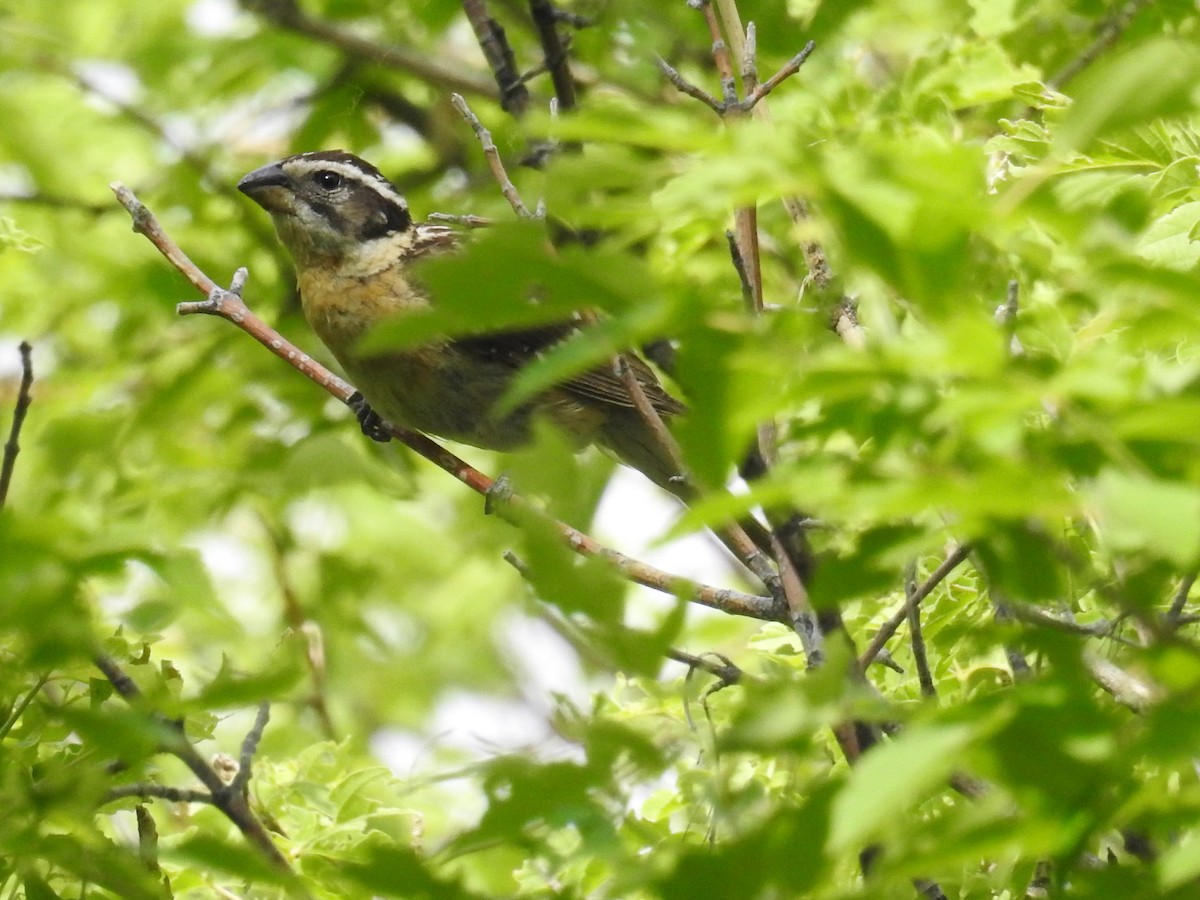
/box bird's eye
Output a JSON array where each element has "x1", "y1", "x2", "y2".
[{"x1": 313, "y1": 170, "x2": 343, "y2": 190}]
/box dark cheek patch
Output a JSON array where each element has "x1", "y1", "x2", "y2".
[
  {"x1": 356, "y1": 196, "x2": 411, "y2": 240},
  {"x1": 308, "y1": 199, "x2": 345, "y2": 232}
]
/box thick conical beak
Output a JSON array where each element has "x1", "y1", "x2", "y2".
[{"x1": 237, "y1": 162, "x2": 293, "y2": 214}]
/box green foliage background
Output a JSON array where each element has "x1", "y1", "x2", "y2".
[{"x1": 3, "y1": 0, "x2": 1200, "y2": 896}]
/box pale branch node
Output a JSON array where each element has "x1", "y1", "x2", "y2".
[
  {"x1": 110, "y1": 183, "x2": 779, "y2": 623},
  {"x1": 92, "y1": 653, "x2": 291, "y2": 871},
  {"x1": 859, "y1": 544, "x2": 972, "y2": 669},
  {"x1": 0, "y1": 340, "x2": 34, "y2": 510},
  {"x1": 427, "y1": 212, "x2": 494, "y2": 228},
  {"x1": 449, "y1": 92, "x2": 532, "y2": 217}
]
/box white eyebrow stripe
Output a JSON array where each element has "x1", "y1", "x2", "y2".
[{"x1": 284, "y1": 157, "x2": 409, "y2": 211}]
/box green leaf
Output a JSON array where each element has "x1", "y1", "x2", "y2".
[
  {"x1": 828, "y1": 721, "x2": 977, "y2": 853},
  {"x1": 1088, "y1": 468, "x2": 1200, "y2": 567},
  {"x1": 1057, "y1": 40, "x2": 1200, "y2": 152}
]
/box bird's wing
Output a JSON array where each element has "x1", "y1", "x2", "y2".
[{"x1": 453, "y1": 324, "x2": 684, "y2": 416}]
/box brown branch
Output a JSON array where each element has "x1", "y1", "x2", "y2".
[
  {"x1": 742, "y1": 41, "x2": 815, "y2": 110},
  {"x1": 450, "y1": 93, "x2": 532, "y2": 217},
  {"x1": 1166, "y1": 571, "x2": 1197, "y2": 625},
  {"x1": 110, "y1": 183, "x2": 778, "y2": 623},
  {"x1": 462, "y1": 0, "x2": 530, "y2": 115},
  {"x1": 667, "y1": 648, "x2": 744, "y2": 685},
  {"x1": 243, "y1": 0, "x2": 498, "y2": 99},
  {"x1": 232, "y1": 703, "x2": 270, "y2": 795},
  {"x1": 905, "y1": 564, "x2": 936, "y2": 698},
  {"x1": 0, "y1": 341, "x2": 34, "y2": 510},
  {"x1": 529, "y1": 0, "x2": 577, "y2": 111},
  {"x1": 93, "y1": 653, "x2": 290, "y2": 870},
  {"x1": 859, "y1": 544, "x2": 972, "y2": 670},
  {"x1": 108, "y1": 784, "x2": 214, "y2": 804},
  {"x1": 1047, "y1": 0, "x2": 1153, "y2": 91}
]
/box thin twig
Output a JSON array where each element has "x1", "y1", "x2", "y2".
[
  {"x1": 1166, "y1": 571, "x2": 1197, "y2": 625},
  {"x1": 462, "y1": 0, "x2": 530, "y2": 114},
  {"x1": 529, "y1": 0, "x2": 577, "y2": 111},
  {"x1": 244, "y1": 0, "x2": 498, "y2": 98},
  {"x1": 111, "y1": 183, "x2": 778, "y2": 623},
  {"x1": 906, "y1": 564, "x2": 936, "y2": 698},
  {"x1": 742, "y1": 41, "x2": 816, "y2": 110},
  {"x1": 1047, "y1": 0, "x2": 1153, "y2": 90},
  {"x1": 232, "y1": 703, "x2": 271, "y2": 795},
  {"x1": 0, "y1": 672, "x2": 50, "y2": 739},
  {"x1": 92, "y1": 653, "x2": 291, "y2": 870},
  {"x1": 860, "y1": 544, "x2": 972, "y2": 669},
  {"x1": 655, "y1": 57, "x2": 724, "y2": 112},
  {"x1": 107, "y1": 784, "x2": 214, "y2": 804},
  {"x1": 260, "y1": 516, "x2": 336, "y2": 738},
  {"x1": 450, "y1": 93, "x2": 532, "y2": 217},
  {"x1": 0, "y1": 341, "x2": 34, "y2": 510},
  {"x1": 667, "y1": 648, "x2": 744, "y2": 685},
  {"x1": 427, "y1": 212, "x2": 495, "y2": 228},
  {"x1": 697, "y1": 0, "x2": 738, "y2": 108}
]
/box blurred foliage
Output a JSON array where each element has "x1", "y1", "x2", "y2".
[{"x1": 3, "y1": 0, "x2": 1200, "y2": 896}]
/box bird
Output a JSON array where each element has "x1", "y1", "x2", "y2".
[{"x1": 237, "y1": 150, "x2": 686, "y2": 491}]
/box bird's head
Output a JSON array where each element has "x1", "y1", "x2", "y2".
[{"x1": 238, "y1": 150, "x2": 414, "y2": 266}]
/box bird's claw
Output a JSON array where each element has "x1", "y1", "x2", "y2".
[{"x1": 347, "y1": 391, "x2": 391, "y2": 442}]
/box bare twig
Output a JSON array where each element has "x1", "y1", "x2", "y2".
[
  {"x1": 232, "y1": 703, "x2": 270, "y2": 795},
  {"x1": 667, "y1": 648, "x2": 744, "y2": 685},
  {"x1": 462, "y1": 0, "x2": 530, "y2": 114},
  {"x1": 1167, "y1": 571, "x2": 1197, "y2": 625},
  {"x1": 111, "y1": 183, "x2": 779, "y2": 622},
  {"x1": 427, "y1": 212, "x2": 495, "y2": 228},
  {"x1": 529, "y1": 0, "x2": 577, "y2": 111},
  {"x1": 135, "y1": 805, "x2": 161, "y2": 876},
  {"x1": 906, "y1": 564, "x2": 936, "y2": 698},
  {"x1": 260, "y1": 517, "x2": 336, "y2": 738},
  {"x1": 1047, "y1": 0, "x2": 1153, "y2": 90},
  {"x1": 0, "y1": 672, "x2": 50, "y2": 739},
  {"x1": 860, "y1": 544, "x2": 972, "y2": 670},
  {"x1": 655, "y1": 56, "x2": 724, "y2": 113},
  {"x1": 0, "y1": 341, "x2": 34, "y2": 510},
  {"x1": 742, "y1": 42, "x2": 815, "y2": 110},
  {"x1": 244, "y1": 0, "x2": 498, "y2": 98},
  {"x1": 92, "y1": 653, "x2": 290, "y2": 870},
  {"x1": 108, "y1": 784, "x2": 214, "y2": 804},
  {"x1": 450, "y1": 93, "x2": 532, "y2": 217}
]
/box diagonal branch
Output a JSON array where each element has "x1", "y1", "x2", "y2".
[
  {"x1": 0, "y1": 341, "x2": 34, "y2": 510},
  {"x1": 93, "y1": 653, "x2": 290, "y2": 870},
  {"x1": 462, "y1": 0, "x2": 530, "y2": 114},
  {"x1": 528, "y1": 0, "x2": 577, "y2": 111},
  {"x1": 110, "y1": 183, "x2": 779, "y2": 624},
  {"x1": 243, "y1": 0, "x2": 498, "y2": 98},
  {"x1": 860, "y1": 544, "x2": 972, "y2": 670}
]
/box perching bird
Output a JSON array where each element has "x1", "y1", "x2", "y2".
[{"x1": 237, "y1": 150, "x2": 685, "y2": 489}]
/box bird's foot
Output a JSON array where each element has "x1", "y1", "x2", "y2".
[
  {"x1": 484, "y1": 475, "x2": 514, "y2": 516},
  {"x1": 347, "y1": 392, "x2": 391, "y2": 442}
]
